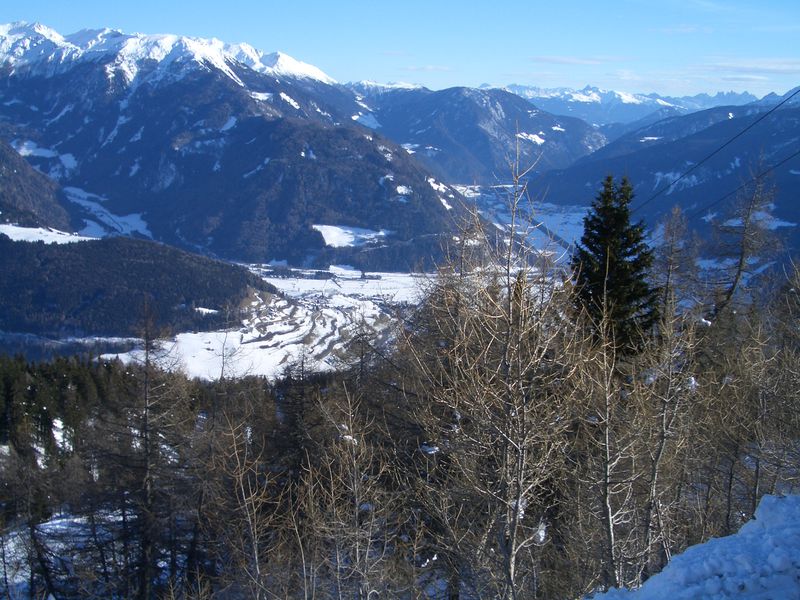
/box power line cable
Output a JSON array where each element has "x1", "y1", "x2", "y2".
[
  {"x1": 685, "y1": 146, "x2": 800, "y2": 221},
  {"x1": 631, "y1": 87, "x2": 800, "y2": 215},
  {"x1": 643, "y1": 146, "x2": 800, "y2": 247}
]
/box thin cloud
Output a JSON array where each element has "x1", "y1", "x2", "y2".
[
  {"x1": 704, "y1": 58, "x2": 800, "y2": 75},
  {"x1": 401, "y1": 65, "x2": 451, "y2": 72},
  {"x1": 721, "y1": 75, "x2": 769, "y2": 82},
  {"x1": 529, "y1": 55, "x2": 607, "y2": 66}
]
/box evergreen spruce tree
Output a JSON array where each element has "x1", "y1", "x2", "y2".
[{"x1": 571, "y1": 175, "x2": 659, "y2": 352}]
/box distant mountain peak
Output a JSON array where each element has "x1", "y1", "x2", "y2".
[{"x1": 492, "y1": 84, "x2": 760, "y2": 124}]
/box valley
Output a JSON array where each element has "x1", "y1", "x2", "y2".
[
  {"x1": 108, "y1": 265, "x2": 425, "y2": 380},
  {"x1": 1, "y1": 15, "x2": 800, "y2": 599}
]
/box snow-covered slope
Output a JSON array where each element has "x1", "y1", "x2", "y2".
[
  {"x1": 595, "y1": 495, "x2": 800, "y2": 599},
  {"x1": 0, "y1": 21, "x2": 335, "y2": 86}
]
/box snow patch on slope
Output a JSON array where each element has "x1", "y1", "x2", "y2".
[
  {"x1": 352, "y1": 112, "x2": 381, "y2": 129},
  {"x1": 63, "y1": 186, "x2": 152, "y2": 238},
  {"x1": 517, "y1": 132, "x2": 545, "y2": 145},
  {"x1": 106, "y1": 269, "x2": 423, "y2": 380},
  {"x1": 279, "y1": 92, "x2": 300, "y2": 109},
  {"x1": 11, "y1": 139, "x2": 78, "y2": 178},
  {"x1": 312, "y1": 224, "x2": 391, "y2": 248}
]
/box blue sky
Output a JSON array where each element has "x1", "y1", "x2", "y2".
[{"x1": 5, "y1": 0, "x2": 799, "y2": 96}]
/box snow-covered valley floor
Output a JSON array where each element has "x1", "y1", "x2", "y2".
[{"x1": 105, "y1": 265, "x2": 427, "y2": 380}]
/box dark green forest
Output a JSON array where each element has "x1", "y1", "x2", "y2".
[{"x1": 0, "y1": 235, "x2": 273, "y2": 338}]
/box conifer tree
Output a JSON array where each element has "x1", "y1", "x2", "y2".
[{"x1": 571, "y1": 175, "x2": 658, "y2": 352}]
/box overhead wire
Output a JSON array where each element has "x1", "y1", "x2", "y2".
[
  {"x1": 630, "y1": 87, "x2": 800, "y2": 216},
  {"x1": 685, "y1": 146, "x2": 800, "y2": 222},
  {"x1": 643, "y1": 146, "x2": 800, "y2": 247}
]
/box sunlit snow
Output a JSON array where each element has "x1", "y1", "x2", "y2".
[
  {"x1": 0, "y1": 23, "x2": 337, "y2": 89},
  {"x1": 595, "y1": 495, "x2": 800, "y2": 599},
  {"x1": 279, "y1": 92, "x2": 300, "y2": 110},
  {"x1": 516, "y1": 132, "x2": 546, "y2": 145}
]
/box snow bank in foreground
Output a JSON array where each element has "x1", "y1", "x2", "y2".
[{"x1": 595, "y1": 495, "x2": 800, "y2": 599}]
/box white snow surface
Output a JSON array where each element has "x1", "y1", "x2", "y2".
[
  {"x1": 0, "y1": 224, "x2": 95, "y2": 244},
  {"x1": 595, "y1": 495, "x2": 800, "y2": 599},
  {"x1": 220, "y1": 116, "x2": 237, "y2": 131},
  {"x1": 570, "y1": 89, "x2": 602, "y2": 103},
  {"x1": 11, "y1": 139, "x2": 78, "y2": 178},
  {"x1": 616, "y1": 91, "x2": 643, "y2": 104},
  {"x1": 463, "y1": 185, "x2": 585, "y2": 259},
  {"x1": 312, "y1": 224, "x2": 391, "y2": 248},
  {"x1": 0, "y1": 21, "x2": 336, "y2": 87}
]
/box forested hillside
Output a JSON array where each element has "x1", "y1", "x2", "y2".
[{"x1": 0, "y1": 235, "x2": 272, "y2": 337}]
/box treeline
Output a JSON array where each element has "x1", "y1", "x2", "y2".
[
  {"x1": 0, "y1": 236, "x2": 273, "y2": 338},
  {"x1": 1, "y1": 188, "x2": 799, "y2": 599}
]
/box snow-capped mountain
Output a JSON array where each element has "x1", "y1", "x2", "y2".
[
  {"x1": 348, "y1": 83, "x2": 607, "y2": 184},
  {"x1": 493, "y1": 84, "x2": 758, "y2": 126},
  {"x1": 0, "y1": 22, "x2": 462, "y2": 269},
  {"x1": 0, "y1": 22, "x2": 336, "y2": 86}
]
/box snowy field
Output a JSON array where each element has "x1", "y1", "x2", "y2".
[
  {"x1": 594, "y1": 495, "x2": 800, "y2": 599},
  {"x1": 104, "y1": 266, "x2": 427, "y2": 381},
  {"x1": 0, "y1": 223, "x2": 96, "y2": 244}
]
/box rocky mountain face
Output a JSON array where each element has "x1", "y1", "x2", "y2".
[
  {"x1": 0, "y1": 22, "x2": 462, "y2": 270},
  {"x1": 350, "y1": 82, "x2": 607, "y2": 184}
]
